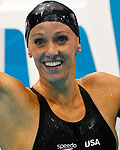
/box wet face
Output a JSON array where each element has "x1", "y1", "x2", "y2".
[{"x1": 28, "y1": 22, "x2": 81, "y2": 82}]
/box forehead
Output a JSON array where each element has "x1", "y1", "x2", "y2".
[{"x1": 30, "y1": 21, "x2": 76, "y2": 36}]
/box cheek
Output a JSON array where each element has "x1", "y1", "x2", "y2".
[
  {"x1": 63, "y1": 44, "x2": 77, "y2": 59},
  {"x1": 67, "y1": 46, "x2": 77, "y2": 66},
  {"x1": 30, "y1": 47, "x2": 43, "y2": 60},
  {"x1": 63, "y1": 51, "x2": 76, "y2": 69}
]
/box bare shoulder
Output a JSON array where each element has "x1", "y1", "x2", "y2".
[
  {"x1": 0, "y1": 72, "x2": 31, "y2": 96},
  {"x1": 0, "y1": 72, "x2": 26, "y2": 91},
  {"x1": 77, "y1": 72, "x2": 120, "y2": 88},
  {"x1": 77, "y1": 72, "x2": 120, "y2": 118},
  {"x1": 0, "y1": 72, "x2": 40, "y2": 116},
  {"x1": 77, "y1": 72, "x2": 120, "y2": 99},
  {"x1": 0, "y1": 72, "x2": 38, "y2": 104},
  {"x1": 0, "y1": 71, "x2": 35, "y2": 106}
]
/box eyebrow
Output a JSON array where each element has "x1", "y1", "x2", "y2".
[
  {"x1": 54, "y1": 31, "x2": 70, "y2": 35},
  {"x1": 31, "y1": 31, "x2": 69, "y2": 37},
  {"x1": 31, "y1": 33, "x2": 44, "y2": 37}
]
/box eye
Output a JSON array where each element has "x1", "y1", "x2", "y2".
[
  {"x1": 55, "y1": 35, "x2": 68, "y2": 45},
  {"x1": 34, "y1": 38, "x2": 46, "y2": 47}
]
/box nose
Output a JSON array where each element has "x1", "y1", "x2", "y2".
[{"x1": 46, "y1": 41, "x2": 59, "y2": 58}]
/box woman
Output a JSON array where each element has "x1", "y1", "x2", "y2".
[{"x1": 0, "y1": 1, "x2": 119, "y2": 150}]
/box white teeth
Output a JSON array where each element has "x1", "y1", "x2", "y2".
[{"x1": 44, "y1": 61, "x2": 62, "y2": 67}]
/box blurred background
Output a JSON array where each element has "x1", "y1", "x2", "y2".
[{"x1": 0, "y1": 0, "x2": 120, "y2": 148}]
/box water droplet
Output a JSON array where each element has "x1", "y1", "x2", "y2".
[
  {"x1": 51, "y1": 118, "x2": 54, "y2": 122},
  {"x1": 110, "y1": 93, "x2": 112, "y2": 96}
]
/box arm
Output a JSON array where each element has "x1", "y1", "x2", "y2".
[
  {"x1": 0, "y1": 72, "x2": 33, "y2": 149},
  {"x1": 0, "y1": 72, "x2": 32, "y2": 123}
]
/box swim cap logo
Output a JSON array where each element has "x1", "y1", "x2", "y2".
[
  {"x1": 27, "y1": 21, "x2": 30, "y2": 26},
  {"x1": 57, "y1": 143, "x2": 77, "y2": 150}
]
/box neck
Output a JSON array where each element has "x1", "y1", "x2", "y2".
[{"x1": 34, "y1": 77, "x2": 80, "y2": 107}]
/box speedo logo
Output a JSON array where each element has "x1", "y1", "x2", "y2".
[{"x1": 57, "y1": 143, "x2": 77, "y2": 150}]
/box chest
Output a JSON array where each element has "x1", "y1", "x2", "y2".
[{"x1": 32, "y1": 99, "x2": 117, "y2": 150}]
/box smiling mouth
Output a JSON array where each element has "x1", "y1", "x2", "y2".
[{"x1": 43, "y1": 61, "x2": 63, "y2": 67}]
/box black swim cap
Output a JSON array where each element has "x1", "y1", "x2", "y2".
[{"x1": 25, "y1": 0, "x2": 80, "y2": 47}]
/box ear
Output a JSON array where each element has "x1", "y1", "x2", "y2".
[
  {"x1": 77, "y1": 44, "x2": 81, "y2": 52},
  {"x1": 76, "y1": 37, "x2": 81, "y2": 52},
  {"x1": 28, "y1": 49, "x2": 32, "y2": 58},
  {"x1": 78, "y1": 45, "x2": 81, "y2": 52}
]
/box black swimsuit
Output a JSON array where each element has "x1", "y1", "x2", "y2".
[{"x1": 31, "y1": 85, "x2": 117, "y2": 150}]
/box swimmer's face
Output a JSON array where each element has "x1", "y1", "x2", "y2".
[{"x1": 28, "y1": 22, "x2": 81, "y2": 82}]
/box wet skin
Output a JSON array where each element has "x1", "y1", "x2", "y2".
[
  {"x1": 28, "y1": 22, "x2": 81, "y2": 84},
  {"x1": 0, "y1": 22, "x2": 119, "y2": 149}
]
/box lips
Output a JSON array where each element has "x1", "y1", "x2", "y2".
[{"x1": 43, "y1": 60, "x2": 63, "y2": 67}]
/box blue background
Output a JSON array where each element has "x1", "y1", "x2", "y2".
[{"x1": 4, "y1": 0, "x2": 120, "y2": 87}]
